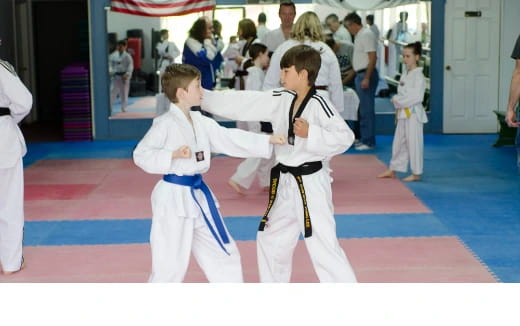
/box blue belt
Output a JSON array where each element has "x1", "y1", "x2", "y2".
[{"x1": 163, "y1": 174, "x2": 230, "y2": 255}]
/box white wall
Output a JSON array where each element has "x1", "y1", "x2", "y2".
[
  {"x1": 107, "y1": 10, "x2": 161, "y2": 73},
  {"x1": 498, "y1": 0, "x2": 520, "y2": 112}
]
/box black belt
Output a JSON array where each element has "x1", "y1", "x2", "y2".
[
  {"x1": 260, "y1": 122, "x2": 273, "y2": 133},
  {"x1": 114, "y1": 72, "x2": 126, "y2": 76},
  {"x1": 0, "y1": 107, "x2": 10, "y2": 116},
  {"x1": 259, "y1": 161, "x2": 323, "y2": 237},
  {"x1": 235, "y1": 70, "x2": 248, "y2": 76},
  {"x1": 315, "y1": 85, "x2": 328, "y2": 90},
  {"x1": 356, "y1": 68, "x2": 367, "y2": 74}
]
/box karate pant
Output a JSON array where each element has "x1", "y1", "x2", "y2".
[
  {"x1": 0, "y1": 159, "x2": 24, "y2": 273},
  {"x1": 389, "y1": 116, "x2": 424, "y2": 175},
  {"x1": 148, "y1": 198, "x2": 243, "y2": 283},
  {"x1": 110, "y1": 76, "x2": 130, "y2": 111},
  {"x1": 231, "y1": 153, "x2": 275, "y2": 189},
  {"x1": 257, "y1": 169, "x2": 357, "y2": 283}
]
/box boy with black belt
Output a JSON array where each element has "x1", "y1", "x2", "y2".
[{"x1": 202, "y1": 45, "x2": 357, "y2": 282}]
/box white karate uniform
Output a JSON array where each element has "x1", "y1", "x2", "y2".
[
  {"x1": 156, "y1": 39, "x2": 180, "y2": 73},
  {"x1": 222, "y1": 42, "x2": 241, "y2": 78},
  {"x1": 133, "y1": 104, "x2": 273, "y2": 282},
  {"x1": 110, "y1": 51, "x2": 133, "y2": 112},
  {"x1": 230, "y1": 66, "x2": 275, "y2": 189},
  {"x1": 263, "y1": 39, "x2": 345, "y2": 116},
  {"x1": 0, "y1": 60, "x2": 32, "y2": 273},
  {"x1": 156, "y1": 39, "x2": 180, "y2": 92},
  {"x1": 202, "y1": 88, "x2": 358, "y2": 283},
  {"x1": 389, "y1": 67, "x2": 428, "y2": 175}
]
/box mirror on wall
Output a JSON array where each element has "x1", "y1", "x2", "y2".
[{"x1": 105, "y1": 1, "x2": 430, "y2": 119}]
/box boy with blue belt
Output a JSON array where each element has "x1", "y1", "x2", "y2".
[{"x1": 133, "y1": 64, "x2": 284, "y2": 282}]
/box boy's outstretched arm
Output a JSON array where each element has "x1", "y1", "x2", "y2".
[
  {"x1": 201, "y1": 89, "x2": 276, "y2": 122},
  {"x1": 203, "y1": 116, "x2": 275, "y2": 159}
]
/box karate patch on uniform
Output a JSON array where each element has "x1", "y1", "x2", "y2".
[{"x1": 195, "y1": 151, "x2": 205, "y2": 162}]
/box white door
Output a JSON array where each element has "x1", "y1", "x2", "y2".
[{"x1": 443, "y1": 0, "x2": 500, "y2": 133}]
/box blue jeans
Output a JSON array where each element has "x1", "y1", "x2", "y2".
[{"x1": 355, "y1": 69, "x2": 379, "y2": 147}]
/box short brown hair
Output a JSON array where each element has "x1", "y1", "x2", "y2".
[
  {"x1": 280, "y1": 44, "x2": 321, "y2": 86},
  {"x1": 161, "y1": 64, "x2": 201, "y2": 103}
]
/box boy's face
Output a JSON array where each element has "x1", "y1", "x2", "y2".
[
  {"x1": 182, "y1": 77, "x2": 203, "y2": 107},
  {"x1": 280, "y1": 65, "x2": 305, "y2": 90}
]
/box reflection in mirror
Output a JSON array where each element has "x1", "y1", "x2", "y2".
[{"x1": 372, "y1": 1, "x2": 431, "y2": 114}]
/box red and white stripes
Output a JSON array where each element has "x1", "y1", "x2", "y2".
[{"x1": 110, "y1": 0, "x2": 215, "y2": 17}]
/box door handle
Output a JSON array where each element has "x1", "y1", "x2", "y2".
[{"x1": 445, "y1": 65, "x2": 451, "y2": 71}]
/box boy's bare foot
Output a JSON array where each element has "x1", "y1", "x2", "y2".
[
  {"x1": 261, "y1": 186, "x2": 269, "y2": 192},
  {"x1": 377, "y1": 169, "x2": 396, "y2": 178},
  {"x1": 228, "y1": 179, "x2": 245, "y2": 195},
  {"x1": 3, "y1": 258, "x2": 25, "y2": 275},
  {"x1": 402, "y1": 174, "x2": 421, "y2": 182}
]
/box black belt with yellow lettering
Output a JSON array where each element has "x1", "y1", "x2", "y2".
[
  {"x1": 258, "y1": 161, "x2": 323, "y2": 237},
  {"x1": 0, "y1": 107, "x2": 10, "y2": 116}
]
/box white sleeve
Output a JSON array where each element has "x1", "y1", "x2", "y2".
[
  {"x1": 133, "y1": 120, "x2": 179, "y2": 174},
  {"x1": 306, "y1": 99, "x2": 354, "y2": 156},
  {"x1": 392, "y1": 71, "x2": 426, "y2": 109},
  {"x1": 201, "y1": 89, "x2": 277, "y2": 122},
  {"x1": 362, "y1": 31, "x2": 377, "y2": 53},
  {"x1": 0, "y1": 66, "x2": 32, "y2": 123},
  {"x1": 202, "y1": 116, "x2": 272, "y2": 158}
]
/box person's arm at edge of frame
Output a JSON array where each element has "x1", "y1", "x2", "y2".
[{"x1": 506, "y1": 58, "x2": 520, "y2": 127}]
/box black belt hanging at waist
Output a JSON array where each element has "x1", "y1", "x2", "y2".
[
  {"x1": 258, "y1": 161, "x2": 323, "y2": 238},
  {"x1": 0, "y1": 107, "x2": 10, "y2": 116}
]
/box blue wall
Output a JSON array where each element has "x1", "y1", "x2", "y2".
[{"x1": 90, "y1": 0, "x2": 444, "y2": 139}]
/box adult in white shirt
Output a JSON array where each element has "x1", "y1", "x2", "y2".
[
  {"x1": 263, "y1": 11, "x2": 344, "y2": 116},
  {"x1": 345, "y1": 12, "x2": 379, "y2": 150},
  {"x1": 261, "y1": 1, "x2": 296, "y2": 54},
  {"x1": 326, "y1": 13, "x2": 352, "y2": 44},
  {"x1": 256, "y1": 12, "x2": 270, "y2": 41},
  {"x1": 0, "y1": 59, "x2": 32, "y2": 275}
]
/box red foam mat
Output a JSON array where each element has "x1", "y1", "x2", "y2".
[
  {"x1": 0, "y1": 237, "x2": 496, "y2": 283},
  {"x1": 24, "y1": 155, "x2": 429, "y2": 221}
]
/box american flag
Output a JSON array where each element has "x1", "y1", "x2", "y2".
[{"x1": 111, "y1": 0, "x2": 216, "y2": 17}]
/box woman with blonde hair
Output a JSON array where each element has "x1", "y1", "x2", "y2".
[{"x1": 263, "y1": 11, "x2": 344, "y2": 115}]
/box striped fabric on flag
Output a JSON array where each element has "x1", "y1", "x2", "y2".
[{"x1": 111, "y1": 0, "x2": 215, "y2": 17}]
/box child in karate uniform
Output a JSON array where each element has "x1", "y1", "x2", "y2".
[
  {"x1": 202, "y1": 45, "x2": 357, "y2": 283},
  {"x1": 133, "y1": 64, "x2": 284, "y2": 282},
  {"x1": 0, "y1": 59, "x2": 32, "y2": 275},
  {"x1": 377, "y1": 42, "x2": 428, "y2": 182},
  {"x1": 228, "y1": 43, "x2": 275, "y2": 194}
]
